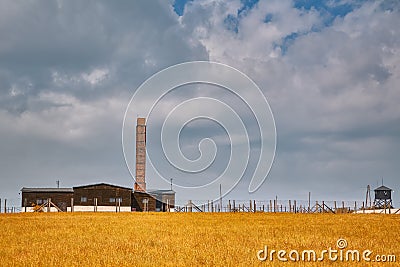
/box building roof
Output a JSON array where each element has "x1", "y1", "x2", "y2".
[
  {"x1": 21, "y1": 187, "x2": 74, "y2": 193},
  {"x1": 147, "y1": 189, "x2": 175, "y2": 195},
  {"x1": 73, "y1": 182, "x2": 132, "y2": 191},
  {"x1": 374, "y1": 185, "x2": 392, "y2": 191}
]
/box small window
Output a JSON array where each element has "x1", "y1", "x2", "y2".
[
  {"x1": 110, "y1": 197, "x2": 122, "y2": 203},
  {"x1": 37, "y1": 199, "x2": 43, "y2": 205},
  {"x1": 81, "y1": 196, "x2": 87, "y2": 203}
]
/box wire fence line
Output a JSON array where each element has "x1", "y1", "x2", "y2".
[
  {"x1": 0, "y1": 198, "x2": 22, "y2": 213},
  {"x1": 174, "y1": 199, "x2": 399, "y2": 214},
  {"x1": 1, "y1": 197, "x2": 398, "y2": 214}
]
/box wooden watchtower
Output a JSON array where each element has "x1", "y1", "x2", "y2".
[{"x1": 373, "y1": 185, "x2": 393, "y2": 209}]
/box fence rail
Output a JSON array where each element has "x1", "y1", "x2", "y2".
[
  {"x1": 174, "y1": 199, "x2": 398, "y2": 214},
  {"x1": 0, "y1": 198, "x2": 398, "y2": 214}
]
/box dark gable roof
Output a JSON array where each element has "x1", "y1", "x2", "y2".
[
  {"x1": 73, "y1": 182, "x2": 132, "y2": 191},
  {"x1": 374, "y1": 185, "x2": 392, "y2": 191},
  {"x1": 21, "y1": 187, "x2": 73, "y2": 193}
]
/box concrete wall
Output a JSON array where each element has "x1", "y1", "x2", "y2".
[
  {"x1": 21, "y1": 207, "x2": 61, "y2": 212},
  {"x1": 21, "y1": 206, "x2": 131, "y2": 212},
  {"x1": 68, "y1": 206, "x2": 132, "y2": 212},
  {"x1": 354, "y1": 209, "x2": 400, "y2": 214}
]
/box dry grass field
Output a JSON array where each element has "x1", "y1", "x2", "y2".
[{"x1": 0, "y1": 212, "x2": 399, "y2": 266}]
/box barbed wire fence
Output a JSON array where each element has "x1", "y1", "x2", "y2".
[
  {"x1": 0, "y1": 198, "x2": 22, "y2": 213},
  {"x1": 1, "y1": 197, "x2": 399, "y2": 214},
  {"x1": 174, "y1": 199, "x2": 400, "y2": 214}
]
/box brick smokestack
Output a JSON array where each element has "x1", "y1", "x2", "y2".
[{"x1": 134, "y1": 117, "x2": 146, "y2": 192}]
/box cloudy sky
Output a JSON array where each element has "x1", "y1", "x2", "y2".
[{"x1": 0, "y1": 0, "x2": 399, "y2": 207}]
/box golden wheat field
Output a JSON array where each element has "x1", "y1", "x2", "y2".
[{"x1": 0, "y1": 212, "x2": 399, "y2": 266}]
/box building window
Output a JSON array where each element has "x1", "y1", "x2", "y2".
[
  {"x1": 110, "y1": 197, "x2": 122, "y2": 203},
  {"x1": 81, "y1": 196, "x2": 87, "y2": 203}
]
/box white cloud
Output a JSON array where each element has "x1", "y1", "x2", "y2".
[{"x1": 81, "y1": 68, "x2": 109, "y2": 85}]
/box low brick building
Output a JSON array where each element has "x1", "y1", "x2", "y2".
[
  {"x1": 148, "y1": 189, "x2": 175, "y2": 212},
  {"x1": 72, "y1": 183, "x2": 133, "y2": 212},
  {"x1": 21, "y1": 187, "x2": 74, "y2": 212},
  {"x1": 21, "y1": 182, "x2": 175, "y2": 212}
]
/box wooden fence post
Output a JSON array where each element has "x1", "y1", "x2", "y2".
[
  {"x1": 4, "y1": 199, "x2": 6, "y2": 213},
  {"x1": 254, "y1": 200, "x2": 256, "y2": 213}
]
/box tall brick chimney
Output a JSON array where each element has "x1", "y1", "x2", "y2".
[{"x1": 134, "y1": 117, "x2": 146, "y2": 192}]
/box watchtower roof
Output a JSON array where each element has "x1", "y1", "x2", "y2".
[{"x1": 374, "y1": 185, "x2": 392, "y2": 191}]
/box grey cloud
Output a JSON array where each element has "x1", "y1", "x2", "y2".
[{"x1": 0, "y1": 0, "x2": 208, "y2": 111}]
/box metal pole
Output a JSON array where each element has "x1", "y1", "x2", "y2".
[{"x1": 219, "y1": 184, "x2": 222, "y2": 213}]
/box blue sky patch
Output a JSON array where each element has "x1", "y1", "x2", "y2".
[
  {"x1": 294, "y1": 0, "x2": 364, "y2": 26},
  {"x1": 173, "y1": 0, "x2": 193, "y2": 16},
  {"x1": 224, "y1": 14, "x2": 239, "y2": 33}
]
